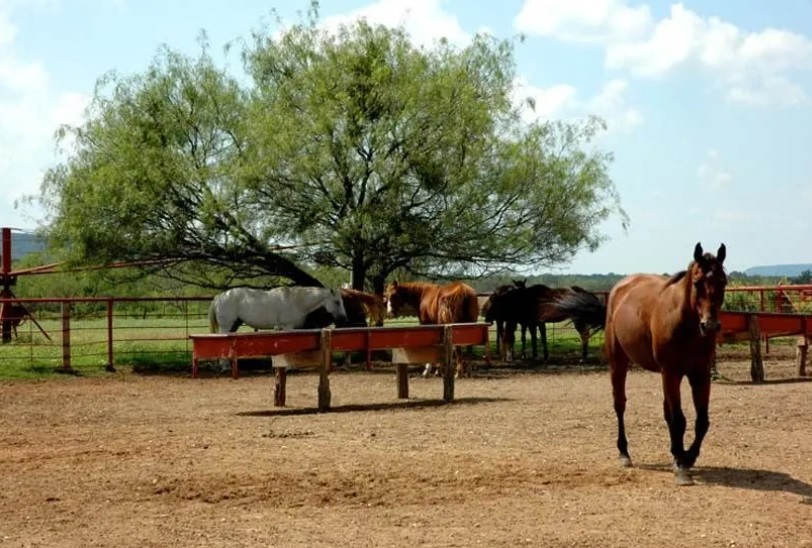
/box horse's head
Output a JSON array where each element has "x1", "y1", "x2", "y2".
[
  {"x1": 690, "y1": 242, "x2": 727, "y2": 336},
  {"x1": 325, "y1": 288, "x2": 348, "y2": 323},
  {"x1": 383, "y1": 281, "x2": 403, "y2": 318},
  {"x1": 512, "y1": 279, "x2": 527, "y2": 289},
  {"x1": 483, "y1": 284, "x2": 515, "y2": 323}
]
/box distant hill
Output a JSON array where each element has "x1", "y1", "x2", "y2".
[
  {"x1": 744, "y1": 264, "x2": 812, "y2": 277},
  {"x1": 9, "y1": 231, "x2": 47, "y2": 261}
]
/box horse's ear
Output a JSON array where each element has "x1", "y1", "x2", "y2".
[
  {"x1": 717, "y1": 243, "x2": 726, "y2": 264},
  {"x1": 693, "y1": 242, "x2": 704, "y2": 263},
  {"x1": 391, "y1": 280, "x2": 399, "y2": 289}
]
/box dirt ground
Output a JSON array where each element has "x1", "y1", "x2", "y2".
[{"x1": 1, "y1": 346, "x2": 812, "y2": 548}]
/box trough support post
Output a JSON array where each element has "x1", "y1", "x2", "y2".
[
  {"x1": 397, "y1": 364, "x2": 409, "y2": 399},
  {"x1": 796, "y1": 335, "x2": 808, "y2": 377},
  {"x1": 318, "y1": 329, "x2": 332, "y2": 412},
  {"x1": 274, "y1": 366, "x2": 287, "y2": 407},
  {"x1": 748, "y1": 314, "x2": 764, "y2": 383},
  {"x1": 442, "y1": 325, "x2": 455, "y2": 403}
]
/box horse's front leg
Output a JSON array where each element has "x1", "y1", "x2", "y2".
[
  {"x1": 683, "y1": 368, "x2": 711, "y2": 469},
  {"x1": 662, "y1": 371, "x2": 692, "y2": 485}
]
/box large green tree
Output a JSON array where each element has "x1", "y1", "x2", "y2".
[{"x1": 38, "y1": 2, "x2": 627, "y2": 293}]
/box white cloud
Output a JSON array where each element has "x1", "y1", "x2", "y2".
[
  {"x1": 320, "y1": 0, "x2": 469, "y2": 49},
  {"x1": 514, "y1": 0, "x2": 651, "y2": 44},
  {"x1": 516, "y1": 0, "x2": 812, "y2": 107},
  {"x1": 512, "y1": 77, "x2": 643, "y2": 133},
  {"x1": 697, "y1": 149, "x2": 732, "y2": 189},
  {"x1": 0, "y1": 3, "x2": 89, "y2": 221}
]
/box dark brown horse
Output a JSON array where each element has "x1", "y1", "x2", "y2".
[
  {"x1": 1, "y1": 302, "x2": 28, "y2": 339},
  {"x1": 553, "y1": 242, "x2": 727, "y2": 486},
  {"x1": 383, "y1": 280, "x2": 479, "y2": 378},
  {"x1": 481, "y1": 283, "x2": 521, "y2": 361},
  {"x1": 484, "y1": 283, "x2": 599, "y2": 363}
]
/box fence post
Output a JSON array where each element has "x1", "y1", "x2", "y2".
[
  {"x1": 61, "y1": 301, "x2": 73, "y2": 373},
  {"x1": 106, "y1": 299, "x2": 115, "y2": 372},
  {"x1": 748, "y1": 314, "x2": 764, "y2": 383}
]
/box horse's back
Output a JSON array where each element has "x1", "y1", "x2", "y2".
[
  {"x1": 435, "y1": 282, "x2": 479, "y2": 323},
  {"x1": 607, "y1": 274, "x2": 669, "y2": 371}
]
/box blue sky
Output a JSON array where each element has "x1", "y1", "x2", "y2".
[{"x1": 1, "y1": 0, "x2": 811, "y2": 275}]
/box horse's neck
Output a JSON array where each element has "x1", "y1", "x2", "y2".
[
  {"x1": 665, "y1": 270, "x2": 697, "y2": 322},
  {"x1": 296, "y1": 288, "x2": 332, "y2": 314},
  {"x1": 396, "y1": 283, "x2": 433, "y2": 306}
]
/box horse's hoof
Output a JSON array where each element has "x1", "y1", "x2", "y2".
[
  {"x1": 674, "y1": 468, "x2": 694, "y2": 486},
  {"x1": 619, "y1": 456, "x2": 633, "y2": 468}
]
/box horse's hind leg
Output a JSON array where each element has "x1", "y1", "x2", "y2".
[
  {"x1": 578, "y1": 323, "x2": 590, "y2": 364},
  {"x1": 683, "y1": 368, "x2": 711, "y2": 469},
  {"x1": 539, "y1": 322, "x2": 548, "y2": 362},
  {"x1": 608, "y1": 332, "x2": 632, "y2": 467}
]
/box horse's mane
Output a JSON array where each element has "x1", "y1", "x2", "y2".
[
  {"x1": 342, "y1": 288, "x2": 386, "y2": 324},
  {"x1": 664, "y1": 270, "x2": 688, "y2": 287}
]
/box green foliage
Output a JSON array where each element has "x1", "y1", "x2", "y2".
[{"x1": 37, "y1": 1, "x2": 626, "y2": 291}]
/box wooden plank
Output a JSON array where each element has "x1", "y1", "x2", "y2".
[
  {"x1": 391, "y1": 346, "x2": 442, "y2": 364},
  {"x1": 271, "y1": 350, "x2": 322, "y2": 369}
]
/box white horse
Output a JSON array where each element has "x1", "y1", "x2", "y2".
[{"x1": 208, "y1": 286, "x2": 348, "y2": 333}]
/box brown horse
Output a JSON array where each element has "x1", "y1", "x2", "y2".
[
  {"x1": 553, "y1": 242, "x2": 727, "y2": 486},
  {"x1": 383, "y1": 280, "x2": 479, "y2": 378},
  {"x1": 302, "y1": 288, "x2": 386, "y2": 367}
]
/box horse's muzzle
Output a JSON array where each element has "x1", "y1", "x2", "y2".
[{"x1": 699, "y1": 319, "x2": 722, "y2": 337}]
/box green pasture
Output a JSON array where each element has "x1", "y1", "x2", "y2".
[{"x1": 0, "y1": 315, "x2": 607, "y2": 380}]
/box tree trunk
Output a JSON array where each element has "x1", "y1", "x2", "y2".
[{"x1": 351, "y1": 252, "x2": 367, "y2": 291}]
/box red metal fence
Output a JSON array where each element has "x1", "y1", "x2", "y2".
[{"x1": 2, "y1": 285, "x2": 811, "y2": 374}]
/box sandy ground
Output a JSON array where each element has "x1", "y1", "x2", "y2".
[{"x1": 1, "y1": 346, "x2": 811, "y2": 548}]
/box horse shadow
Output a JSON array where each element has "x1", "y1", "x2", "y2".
[
  {"x1": 236, "y1": 396, "x2": 511, "y2": 417},
  {"x1": 716, "y1": 377, "x2": 812, "y2": 386},
  {"x1": 637, "y1": 463, "x2": 812, "y2": 499}
]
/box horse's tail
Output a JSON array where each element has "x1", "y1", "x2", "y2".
[
  {"x1": 208, "y1": 298, "x2": 219, "y2": 333},
  {"x1": 549, "y1": 290, "x2": 607, "y2": 331}
]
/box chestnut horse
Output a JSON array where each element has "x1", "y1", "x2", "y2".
[
  {"x1": 302, "y1": 288, "x2": 387, "y2": 368},
  {"x1": 302, "y1": 288, "x2": 386, "y2": 330},
  {"x1": 553, "y1": 242, "x2": 727, "y2": 486},
  {"x1": 383, "y1": 281, "x2": 479, "y2": 378}
]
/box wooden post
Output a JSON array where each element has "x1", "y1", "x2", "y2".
[
  {"x1": 60, "y1": 301, "x2": 73, "y2": 373},
  {"x1": 274, "y1": 366, "x2": 287, "y2": 407},
  {"x1": 397, "y1": 363, "x2": 409, "y2": 399},
  {"x1": 318, "y1": 329, "x2": 332, "y2": 412},
  {"x1": 442, "y1": 325, "x2": 455, "y2": 403},
  {"x1": 796, "y1": 336, "x2": 808, "y2": 377},
  {"x1": 748, "y1": 315, "x2": 764, "y2": 383},
  {"x1": 105, "y1": 298, "x2": 115, "y2": 372}
]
